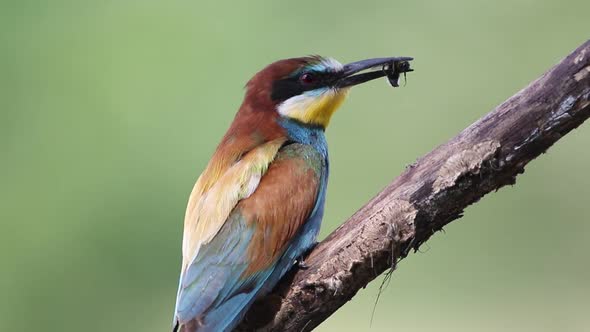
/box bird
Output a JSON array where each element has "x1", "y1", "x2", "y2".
[{"x1": 172, "y1": 55, "x2": 413, "y2": 332}]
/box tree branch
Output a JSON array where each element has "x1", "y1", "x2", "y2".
[{"x1": 238, "y1": 40, "x2": 590, "y2": 332}]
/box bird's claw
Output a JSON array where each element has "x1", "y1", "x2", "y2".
[
  {"x1": 296, "y1": 242, "x2": 319, "y2": 270},
  {"x1": 297, "y1": 259, "x2": 309, "y2": 269}
]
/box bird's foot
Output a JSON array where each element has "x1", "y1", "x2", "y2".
[
  {"x1": 297, "y1": 259, "x2": 309, "y2": 269},
  {"x1": 296, "y1": 242, "x2": 318, "y2": 270}
]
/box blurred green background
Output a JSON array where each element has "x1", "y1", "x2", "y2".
[{"x1": 2, "y1": 0, "x2": 589, "y2": 331}]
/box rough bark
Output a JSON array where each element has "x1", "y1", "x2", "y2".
[{"x1": 237, "y1": 40, "x2": 590, "y2": 332}]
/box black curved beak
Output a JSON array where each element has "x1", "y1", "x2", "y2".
[{"x1": 336, "y1": 56, "x2": 414, "y2": 88}]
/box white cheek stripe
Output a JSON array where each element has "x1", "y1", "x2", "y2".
[{"x1": 277, "y1": 92, "x2": 318, "y2": 117}]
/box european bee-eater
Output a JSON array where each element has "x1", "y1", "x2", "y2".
[{"x1": 173, "y1": 55, "x2": 413, "y2": 332}]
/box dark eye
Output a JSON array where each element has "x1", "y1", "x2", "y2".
[
  {"x1": 396, "y1": 61, "x2": 410, "y2": 72},
  {"x1": 299, "y1": 72, "x2": 317, "y2": 85}
]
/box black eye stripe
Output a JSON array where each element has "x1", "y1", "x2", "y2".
[
  {"x1": 271, "y1": 77, "x2": 303, "y2": 101},
  {"x1": 300, "y1": 71, "x2": 332, "y2": 83},
  {"x1": 271, "y1": 71, "x2": 338, "y2": 101}
]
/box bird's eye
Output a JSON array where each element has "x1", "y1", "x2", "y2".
[
  {"x1": 396, "y1": 61, "x2": 410, "y2": 72},
  {"x1": 299, "y1": 72, "x2": 317, "y2": 85}
]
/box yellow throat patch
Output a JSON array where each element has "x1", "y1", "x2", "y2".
[{"x1": 277, "y1": 88, "x2": 349, "y2": 128}]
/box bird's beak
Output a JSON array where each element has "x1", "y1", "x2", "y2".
[{"x1": 336, "y1": 57, "x2": 414, "y2": 88}]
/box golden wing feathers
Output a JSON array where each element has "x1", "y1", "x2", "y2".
[{"x1": 181, "y1": 137, "x2": 287, "y2": 271}]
